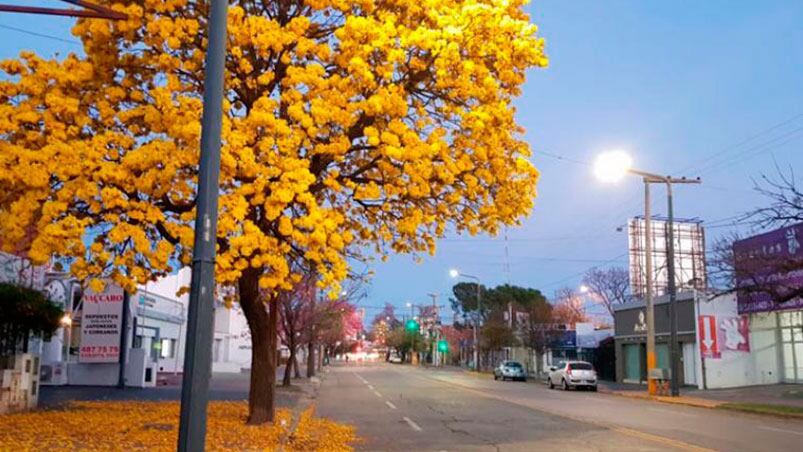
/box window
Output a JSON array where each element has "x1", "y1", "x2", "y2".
[
  {"x1": 569, "y1": 362, "x2": 593, "y2": 371},
  {"x1": 160, "y1": 338, "x2": 175, "y2": 359},
  {"x1": 505, "y1": 362, "x2": 522, "y2": 369}
]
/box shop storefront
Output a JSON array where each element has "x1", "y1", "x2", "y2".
[
  {"x1": 613, "y1": 291, "x2": 698, "y2": 386},
  {"x1": 734, "y1": 222, "x2": 803, "y2": 385}
]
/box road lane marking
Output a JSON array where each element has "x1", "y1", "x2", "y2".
[
  {"x1": 385, "y1": 400, "x2": 397, "y2": 410},
  {"x1": 367, "y1": 384, "x2": 375, "y2": 390},
  {"x1": 758, "y1": 426, "x2": 803, "y2": 436},
  {"x1": 373, "y1": 390, "x2": 383, "y2": 398},
  {"x1": 353, "y1": 373, "x2": 368, "y2": 384},
  {"x1": 403, "y1": 416, "x2": 423, "y2": 432}
]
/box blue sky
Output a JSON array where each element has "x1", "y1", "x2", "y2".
[{"x1": 1, "y1": 1, "x2": 802, "y2": 321}]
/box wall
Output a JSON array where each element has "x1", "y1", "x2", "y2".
[
  {"x1": 212, "y1": 304, "x2": 252, "y2": 373},
  {"x1": 695, "y1": 293, "x2": 781, "y2": 389}
]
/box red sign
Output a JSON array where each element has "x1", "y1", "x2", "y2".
[{"x1": 698, "y1": 315, "x2": 720, "y2": 359}]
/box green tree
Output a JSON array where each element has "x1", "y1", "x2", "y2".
[{"x1": 0, "y1": 282, "x2": 64, "y2": 356}]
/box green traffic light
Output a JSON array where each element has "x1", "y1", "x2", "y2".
[
  {"x1": 437, "y1": 340, "x2": 448, "y2": 353},
  {"x1": 405, "y1": 319, "x2": 419, "y2": 331}
]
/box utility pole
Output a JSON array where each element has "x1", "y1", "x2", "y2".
[
  {"x1": 117, "y1": 292, "x2": 130, "y2": 388},
  {"x1": 643, "y1": 183, "x2": 657, "y2": 395},
  {"x1": 177, "y1": 1, "x2": 228, "y2": 450},
  {"x1": 427, "y1": 293, "x2": 439, "y2": 366}
]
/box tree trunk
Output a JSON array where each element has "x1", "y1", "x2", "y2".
[
  {"x1": 282, "y1": 342, "x2": 295, "y2": 386},
  {"x1": 293, "y1": 350, "x2": 301, "y2": 378},
  {"x1": 239, "y1": 271, "x2": 277, "y2": 424},
  {"x1": 307, "y1": 341, "x2": 315, "y2": 378}
]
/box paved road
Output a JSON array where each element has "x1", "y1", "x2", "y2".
[{"x1": 316, "y1": 363, "x2": 803, "y2": 451}]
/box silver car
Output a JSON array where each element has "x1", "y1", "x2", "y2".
[
  {"x1": 494, "y1": 360, "x2": 527, "y2": 382},
  {"x1": 547, "y1": 360, "x2": 597, "y2": 391}
]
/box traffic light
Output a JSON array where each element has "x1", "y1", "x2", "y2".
[
  {"x1": 437, "y1": 339, "x2": 448, "y2": 353},
  {"x1": 405, "y1": 319, "x2": 419, "y2": 332}
]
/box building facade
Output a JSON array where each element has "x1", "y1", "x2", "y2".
[{"x1": 613, "y1": 291, "x2": 699, "y2": 386}]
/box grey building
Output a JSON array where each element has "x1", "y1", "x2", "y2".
[{"x1": 613, "y1": 291, "x2": 698, "y2": 386}]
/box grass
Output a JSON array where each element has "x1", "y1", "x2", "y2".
[{"x1": 718, "y1": 402, "x2": 803, "y2": 419}]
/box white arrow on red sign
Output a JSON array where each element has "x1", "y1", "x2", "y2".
[{"x1": 698, "y1": 315, "x2": 720, "y2": 358}]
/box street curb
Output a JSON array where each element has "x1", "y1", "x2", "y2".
[
  {"x1": 606, "y1": 390, "x2": 722, "y2": 409},
  {"x1": 717, "y1": 403, "x2": 803, "y2": 420}
]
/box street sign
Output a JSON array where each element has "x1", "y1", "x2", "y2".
[{"x1": 698, "y1": 315, "x2": 720, "y2": 359}]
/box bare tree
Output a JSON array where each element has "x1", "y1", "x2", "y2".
[
  {"x1": 706, "y1": 164, "x2": 803, "y2": 305},
  {"x1": 551, "y1": 287, "x2": 588, "y2": 327},
  {"x1": 748, "y1": 163, "x2": 803, "y2": 228},
  {"x1": 582, "y1": 267, "x2": 631, "y2": 316}
]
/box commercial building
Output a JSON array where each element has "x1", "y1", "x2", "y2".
[{"x1": 613, "y1": 291, "x2": 699, "y2": 386}]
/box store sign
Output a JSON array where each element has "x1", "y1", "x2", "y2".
[
  {"x1": 79, "y1": 283, "x2": 125, "y2": 363},
  {"x1": 734, "y1": 223, "x2": 803, "y2": 314},
  {"x1": 698, "y1": 315, "x2": 720, "y2": 359},
  {"x1": 719, "y1": 316, "x2": 750, "y2": 352}
]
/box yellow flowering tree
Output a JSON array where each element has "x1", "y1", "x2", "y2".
[{"x1": 0, "y1": 0, "x2": 546, "y2": 423}]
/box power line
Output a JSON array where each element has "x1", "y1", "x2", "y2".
[
  {"x1": 539, "y1": 252, "x2": 629, "y2": 290},
  {"x1": 674, "y1": 112, "x2": 803, "y2": 175},
  {"x1": 0, "y1": 23, "x2": 81, "y2": 46}
]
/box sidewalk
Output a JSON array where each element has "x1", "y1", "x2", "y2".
[{"x1": 598, "y1": 381, "x2": 803, "y2": 414}]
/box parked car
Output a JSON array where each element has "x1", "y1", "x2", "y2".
[
  {"x1": 493, "y1": 360, "x2": 527, "y2": 381},
  {"x1": 547, "y1": 360, "x2": 597, "y2": 391},
  {"x1": 388, "y1": 353, "x2": 403, "y2": 364}
]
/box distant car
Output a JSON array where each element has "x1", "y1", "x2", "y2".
[
  {"x1": 547, "y1": 360, "x2": 597, "y2": 391},
  {"x1": 388, "y1": 354, "x2": 403, "y2": 364},
  {"x1": 493, "y1": 360, "x2": 527, "y2": 381}
]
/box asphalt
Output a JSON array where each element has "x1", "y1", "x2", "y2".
[{"x1": 315, "y1": 363, "x2": 803, "y2": 451}]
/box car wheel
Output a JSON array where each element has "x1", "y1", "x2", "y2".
[
  {"x1": 590, "y1": 386, "x2": 598, "y2": 392},
  {"x1": 548, "y1": 378, "x2": 554, "y2": 389},
  {"x1": 494, "y1": 374, "x2": 498, "y2": 380},
  {"x1": 562, "y1": 379, "x2": 569, "y2": 391}
]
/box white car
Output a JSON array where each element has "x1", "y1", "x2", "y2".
[
  {"x1": 388, "y1": 354, "x2": 403, "y2": 364},
  {"x1": 547, "y1": 360, "x2": 598, "y2": 391}
]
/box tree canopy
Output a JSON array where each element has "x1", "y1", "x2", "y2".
[
  {"x1": 0, "y1": 0, "x2": 546, "y2": 296},
  {"x1": 0, "y1": 0, "x2": 547, "y2": 423},
  {"x1": 0, "y1": 282, "x2": 64, "y2": 356}
]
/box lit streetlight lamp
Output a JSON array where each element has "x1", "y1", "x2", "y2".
[
  {"x1": 449, "y1": 269, "x2": 482, "y2": 371},
  {"x1": 594, "y1": 150, "x2": 700, "y2": 397}
]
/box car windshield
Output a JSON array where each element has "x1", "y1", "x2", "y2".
[
  {"x1": 505, "y1": 362, "x2": 522, "y2": 369},
  {"x1": 569, "y1": 363, "x2": 593, "y2": 371}
]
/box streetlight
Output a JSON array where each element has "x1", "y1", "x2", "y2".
[
  {"x1": 449, "y1": 269, "x2": 482, "y2": 371},
  {"x1": 594, "y1": 150, "x2": 700, "y2": 397},
  {"x1": 579, "y1": 285, "x2": 589, "y2": 294}
]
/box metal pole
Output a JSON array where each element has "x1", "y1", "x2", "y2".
[
  {"x1": 666, "y1": 182, "x2": 680, "y2": 396},
  {"x1": 177, "y1": 1, "x2": 228, "y2": 450},
  {"x1": 117, "y1": 291, "x2": 130, "y2": 388},
  {"x1": 644, "y1": 181, "x2": 657, "y2": 395},
  {"x1": 475, "y1": 282, "x2": 481, "y2": 371}
]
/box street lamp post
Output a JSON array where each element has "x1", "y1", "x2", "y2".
[
  {"x1": 594, "y1": 151, "x2": 700, "y2": 396},
  {"x1": 449, "y1": 269, "x2": 482, "y2": 371},
  {"x1": 177, "y1": 1, "x2": 229, "y2": 450}
]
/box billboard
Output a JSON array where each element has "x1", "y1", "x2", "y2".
[
  {"x1": 79, "y1": 283, "x2": 125, "y2": 363},
  {"x1": 628, "y1": 217, "x2": 706, "y2": 298},
  {"x1": 733, "y1": 222, "x2": 803, "y2": 314}
]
